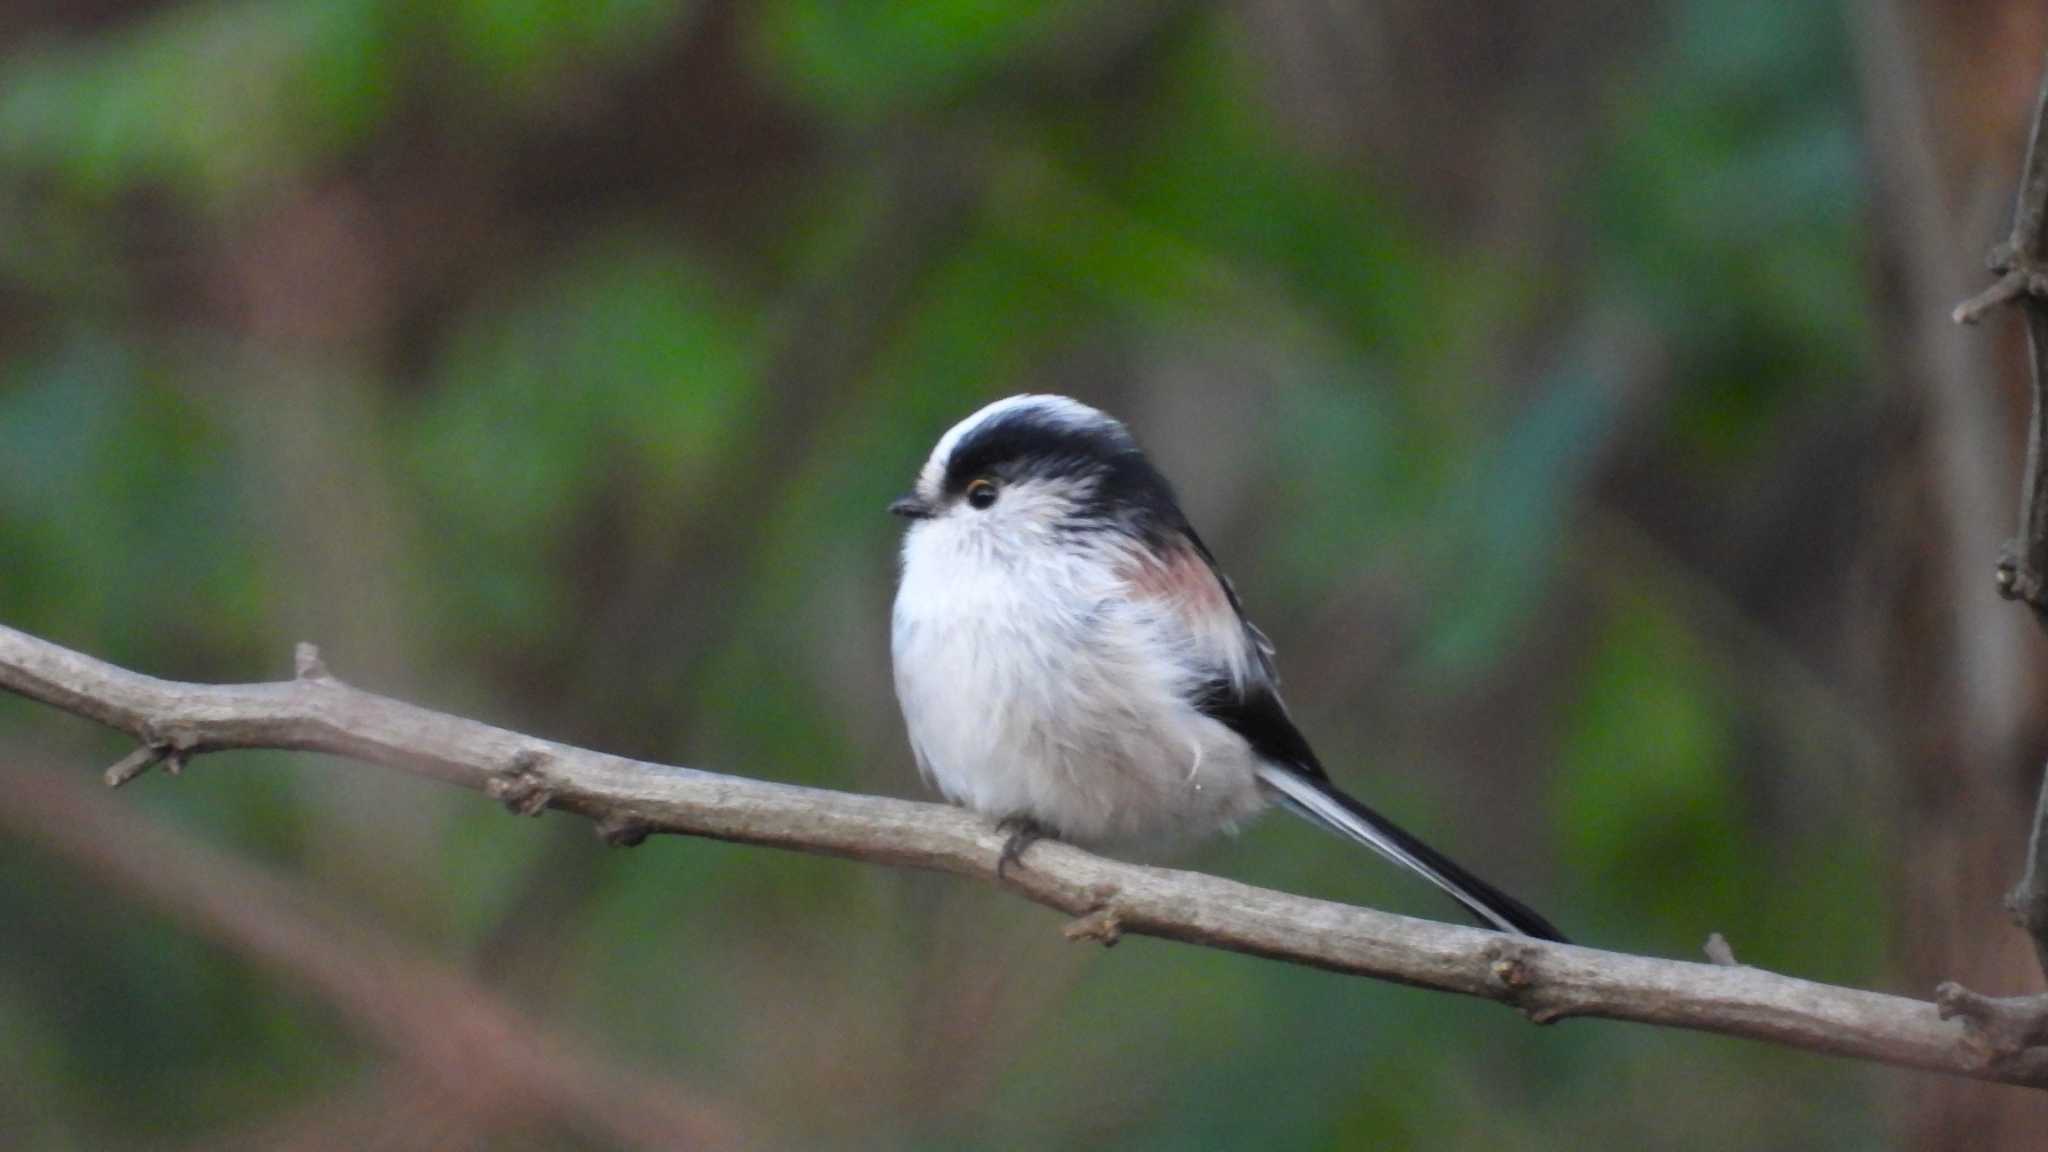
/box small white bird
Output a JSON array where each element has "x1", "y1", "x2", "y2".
[{"x1": 889, "y1": 394, "x2": 1565, "y2": 940}]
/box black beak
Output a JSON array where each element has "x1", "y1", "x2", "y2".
[{"x1": 889, "y1": 494, "x2": 933, "y2": 520}]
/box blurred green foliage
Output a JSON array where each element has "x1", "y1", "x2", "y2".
[{"x1": 0, "y1": 1, "x2": 1896, "y2": 1149}]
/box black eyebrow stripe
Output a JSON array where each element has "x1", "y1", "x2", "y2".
[
  {"x1": 942, "y1": 409, "x2": 1129, "y2": 494},
  {"x1": 942, "y1": 408, "x2": 1191, "y2": 540}
]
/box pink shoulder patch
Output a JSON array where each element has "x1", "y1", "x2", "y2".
[{"x1": 1123, "y1": 541, "x2": 1231, "y2": 619}]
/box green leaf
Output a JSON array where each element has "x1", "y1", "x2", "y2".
[
  {"x1": 0, "y1": 0, "x2": 397, "y2": 206},
  {"x1": 442, "y1": 0, "x2": 691, "y2": 89},
  {"x1": 409, "y1": 232, "x2": 759, "y2": 646},
  {"x1": 753, "y1": 0, "x2": 1084, "y2": 118},
  {"x1": 1556, "y1": 593, "x2": 1755, "y2": 940}
]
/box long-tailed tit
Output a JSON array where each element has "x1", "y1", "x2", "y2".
[{"x1": 889, "y1": 394, "x2": 1566, "y2": 941}]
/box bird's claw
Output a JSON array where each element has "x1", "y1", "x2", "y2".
[{"x1": 995, "y1": 816, "x2": 1048, "y2": 878}]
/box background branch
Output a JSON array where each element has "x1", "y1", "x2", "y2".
[
  {"x1": 0, "y1": 748, "x2": 753, "y2": 1151},
  {"x1": 3, "y1": 622, "x2": 2046, "y2": 1091}
]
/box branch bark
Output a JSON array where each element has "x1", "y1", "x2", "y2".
[{"x1": 2, "y1": 625, "x2": 2046, "y2": 1091}]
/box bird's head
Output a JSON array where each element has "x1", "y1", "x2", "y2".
[{"x1": 890, "y1": 395, "x2": 1184, "y2": 551}]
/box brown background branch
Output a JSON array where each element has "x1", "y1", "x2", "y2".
[
  {"x1": 3, "y1": 623, "x2": 2047, "y2": 1092},
  {"x1": 0, "y1": 752, "x2": 753, "y2": 1151}
]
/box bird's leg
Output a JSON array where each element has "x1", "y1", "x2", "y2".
[{"x1": 995, "y1": 815, "x2": 1049, "y2": 878}]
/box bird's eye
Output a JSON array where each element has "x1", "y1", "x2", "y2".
[{"x1": 965, "y1": 478, "x2": 999, "y2": 510}]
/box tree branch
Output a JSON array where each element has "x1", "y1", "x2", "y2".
[
  {"x1": 2020, "y1": 780, "x2": 2048, "y2": 976},
  {"x1": 1950, "y1": 46, "x2": 2048, "y2": 1031},
  {"x1": 2, "y1": 621, "x2": 2046, "y2": 1089},
  {"x1": 1961, "y1": 48, "x2": 2048, "y2": 627}
]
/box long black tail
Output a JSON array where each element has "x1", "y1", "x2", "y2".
[{"x1": 1258, "y1": 765, "x2": 1568, "y2": 943}]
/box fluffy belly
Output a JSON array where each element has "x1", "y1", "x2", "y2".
[{"x1": 891, "y1": 598, "x2": 1266, "y2": 849}]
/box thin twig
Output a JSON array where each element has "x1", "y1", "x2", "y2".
[
  {"x1": 102, "y1": 742, "x2": 166, "y2": 788},
  {"x1": 1954, "y1": 267, "x2": 2036, "y2": 325},
  {"x1": 1, "y1": 624, "x2": 2045, "y2": 1088}
]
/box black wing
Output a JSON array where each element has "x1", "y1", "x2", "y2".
[{"x1": 1175, "y1": 530, "x2": 1568, "y2": 942}]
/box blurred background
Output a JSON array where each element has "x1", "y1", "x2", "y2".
[{"x1": 3, "y1": 1, "x2": 2048, "y2": 1148}]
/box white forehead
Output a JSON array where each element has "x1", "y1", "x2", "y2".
[{"x1": 927, "y1": 394, "x2": 1107, "y2": 470}]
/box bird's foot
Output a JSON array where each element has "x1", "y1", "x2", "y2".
[{"x1": 995, "y1": 816, "x2": 1049, "y2": 879}]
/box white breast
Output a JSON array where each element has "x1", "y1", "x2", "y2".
[{"x1": 890, "y1": 518, "x2": 1266, "y2": 848}]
